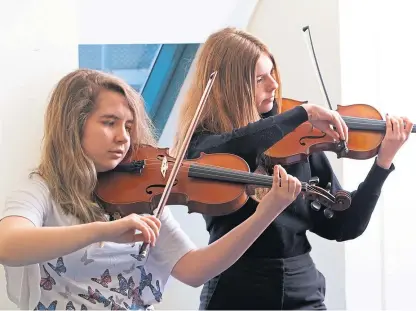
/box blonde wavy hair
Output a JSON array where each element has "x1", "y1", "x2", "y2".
[
  {"x1": 33, "y1": 69, "x2": 156, "y2": 224},
  {"x1": 172, "y1": 27, "x2": 281, "y2": 156}
]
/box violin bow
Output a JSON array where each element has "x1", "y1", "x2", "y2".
[
  {"x1": 137, "y1": 71, "x2": 218, "y2": 260},
  {"x1": 302, "y1": 25, "x2": 349, "y2": 155},
  {"x1": 302, "y1": 25, "x2": 334, "y2": 111}
]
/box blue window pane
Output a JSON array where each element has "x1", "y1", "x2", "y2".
[
  {"x1": 79, "y1": 43, "x2": 199, "y2": 139},
  {"x1": 79, "y1": 44, "x2": 161, "y2": 92}
]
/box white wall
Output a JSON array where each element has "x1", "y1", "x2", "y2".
[
  {"x1": 378, "y1": 2, "x2": 416, "y2": 308},
  {"x1": 0, "y1": 0, "x2": 80, "y2": 309},
  {"x1": 338, "y1": 1, "x2": 384, "y2": 308},
  {"x1": 78, "y1": 0, "x2": 258, "y2": 44},
  {"x1": 339, "y1": 1, "x2": 416, "y2": 310}
]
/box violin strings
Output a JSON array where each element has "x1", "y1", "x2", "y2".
[
  {"x1": 136, "y1": 161, "x2": 333, "y2": 197},
  {"x1": 342, "y1": 116, "x2": 415, "y2": 131},
  {"x1": 344, "y1": 116, "x2": 416, "y2": 132},
  {"x1": 342, "y1": 117, "x2": 387, "y2": 131},
  {"x1": 119, "y1": 159, "x2": 336, "y2": 201},
  {"x1": 139, "y1": 160, "x2": 274, "y2": 186}
]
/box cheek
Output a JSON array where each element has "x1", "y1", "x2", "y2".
[
  {"x1": 81, "y1": 125, "x2": 95, "y2": 155},
  {"x1": 82, "y1": 122, "x2": 107, "y2": 153},
  {"x1": 255, "y1": 87, "x2": 264, "y2": 105}
]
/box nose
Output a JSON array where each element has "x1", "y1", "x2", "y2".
[
  {"x1": 115, "y1": 126, "x2": 129, "y2": 144},
  {"x1": 268, "y1": 76, "x2": 279, "y2": 92}
]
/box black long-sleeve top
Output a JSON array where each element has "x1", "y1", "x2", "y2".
[{"x1": 185, "y1": 102, "x2": 394, "y2": 258}]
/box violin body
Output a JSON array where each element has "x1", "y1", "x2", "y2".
[
  {"x1": 265, "y1": 98, "x2": 387, "y2": 165},
  {"x1": 95, "y1": 145, "x2": 351, "y2": 220},
  {"x1": 95, "y1": 145, "x2": 251, "y2": 218}
]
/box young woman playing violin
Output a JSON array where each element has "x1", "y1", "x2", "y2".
[
  {"x1": 172, "y1": 27, "x2": 413, "y2": 310},
  {"x1": 0, "y1": 69, "x2": 306, "y2": 311}
]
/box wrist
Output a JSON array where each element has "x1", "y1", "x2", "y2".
[
  {"x1": 89, "y1": 221, "x2": 110, "y2": 243},
  {"x1": 300, "y1": 104, "x2": 314, "y2": 120},
  {"x1": 253, "y1": 203, "x2": 286, "y2": 225},
  {"x1": 376, "y1": 156, "x2": 393, "y2": 169}
]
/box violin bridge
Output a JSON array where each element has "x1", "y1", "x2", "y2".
[{"x1": 161, "y1": 156, "x2": 168, "y2": 178}]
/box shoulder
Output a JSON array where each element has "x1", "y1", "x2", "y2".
[
  {"x1": 9, "y1": 173, "x2": 51, "y2": 199},
  {"x1": 187, "y1": 130, "x2": 214, "y2": 158},
  {"x1": 2, "y1": 173, "x2": 53, "y2": 227}
]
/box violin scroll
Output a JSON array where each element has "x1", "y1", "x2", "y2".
[
  {"x1": 250, "y1": 166, "x2": 351, "y2": 217},
  {"x1": 305, "y1": 176, "x2": 352, "y2": 218}
]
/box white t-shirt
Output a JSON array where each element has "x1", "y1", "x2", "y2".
[{"x1": 1, "y1": 174, "x2": 196, "y2": 310}]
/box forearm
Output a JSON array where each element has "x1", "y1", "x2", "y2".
[
  {"x1": 189, "y1": 106, "x2": 308, "y2": 163},
  {"x1": 312, "y1": 159, "x2": 394, "y2": 241},
  {"x1": 173, "y1": 210, "x2": 277, "y2": 287},
  {"x1": 0, "y1": 221, "x2": 104, "y2": 267}
]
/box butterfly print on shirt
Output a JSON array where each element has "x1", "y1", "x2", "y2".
[
  {"x1": 123, "y1": 294, "x2": 146, "y2": 311},
  {"x1": 137, "y1": 266, "x2": 162, "y2": 302},
  {"x1": 91, "y1": 269, "x2": 112, "y2": 288},
  {"x1": 80, "y1": 250, "x2": 94, "y2": 265},
  {"x1": 129, "y1": 250, "x2": 146, "y2": 263},
  {"x1": 115, "y1": 296, "x2": 124, "y2": 305},
  {"x1": 123, "y1": 263, "x2": 135, "y2": 274},
  {"x1": 110, "y1": 274, "x2": 128, "y2": 296},
  {"x1": 65, "y1": 301, "x2": 75, "y2": 310},
  {"x1": 61, "y1": 301, "x2": 88, "y2": 311},
  {"x1": 40, "y1": 265, "x2": 56, "y2": 291},
  {"x1": 108, "y1": 296, "x2": 127, "y2": 310},
  {"x1": 59, "y1": 285, "x2": 71, "y2": 299},
  {"x1": 34, "y1": 300, "x2": 57, "y2": 311},
  {"x1": 78, "y1": 286, "x2": 111, "y2": 307},
  {"x1": 47, "y1": 257, "x2": 67, "y2": 276},
  {"x1": 149, "y1": 280, "x2": 162, "y2": 303}
]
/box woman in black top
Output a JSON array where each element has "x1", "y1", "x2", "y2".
[{"x1": 172, "y1": 27, "x2": 413, "y2": 310}]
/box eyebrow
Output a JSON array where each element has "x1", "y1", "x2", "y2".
[{"x1": 100, "y1": 114, "x2": 133, "y2": 123}]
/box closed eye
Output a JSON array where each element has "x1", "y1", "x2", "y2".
[{"x1": 103, "y1": 120, "x2": 115, "y2": 126}]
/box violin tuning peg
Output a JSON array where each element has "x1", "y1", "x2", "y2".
[
  {"x1": 323, "y1": 208, "x2": 334, "y2": 219},
  {"x1": 326, "y1": 182, "x2": 331, "y2": 192},
  {"x1": 309, "y1": 176, "x2": 319, "y2": 186},
  {"x1": 310, "y1": 200, "x2": 321, "y2": 211},
  {"x1": 336, "y1": 141, "x2": 349, "y2": 158}
]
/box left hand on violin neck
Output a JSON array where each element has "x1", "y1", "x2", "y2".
[{"x1": 377, "y1": 114, "x2": 413, "y2": 168}]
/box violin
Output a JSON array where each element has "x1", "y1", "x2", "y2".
[
  {"x1": 264, "y1": 26, "x2": 415, "y2": 166},
  {"x1": 94, "y1": 144, "x2": 352, "y2": 220},
  {"x1": 264, "y1": 97, "x2": 416, "y2": 166}
]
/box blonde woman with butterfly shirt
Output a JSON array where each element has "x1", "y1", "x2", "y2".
[{"x1": 0, "y1": 69, "x2": 303, "y2": 310}]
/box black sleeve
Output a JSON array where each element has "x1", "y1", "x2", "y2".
[
  {"x1": 187, "y1": 106, "x2": 308, "y2": 169},
  {"x1": 308, "y1": 152, "x2": 394, "y2": 241}
]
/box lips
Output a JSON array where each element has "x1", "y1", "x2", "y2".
[{"x1": 109, "y1": 150, "x2": 124, "y2": 156}]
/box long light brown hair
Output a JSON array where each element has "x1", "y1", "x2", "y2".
[
  {"x1": 33, "y1": 69, "x2": 156, "y2": 223},
  {"x1": 172, "y1": 27, "x2": 281, "y2": 156}
]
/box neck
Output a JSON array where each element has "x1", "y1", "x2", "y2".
[
  {"x1": 188, "y1": 163, "x2": 274, "y2": 187},
  {"x1": 343, "y1": 116, "x2": 416, "y2": 133}
]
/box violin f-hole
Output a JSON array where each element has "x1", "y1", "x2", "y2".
[
  {"x1": 299, "y1": 132, "x2": 326, "y2": 146},
  {"x1": 146, "y1": 179, "x2": 179, "y2": 195}
]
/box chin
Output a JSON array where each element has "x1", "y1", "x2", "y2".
[
  {"x1": 96, "y1": 161, "x2": 120, "y2": 173},
  {"x1": 258, "y1": 101, "x2": 274, "y2": 114}
]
